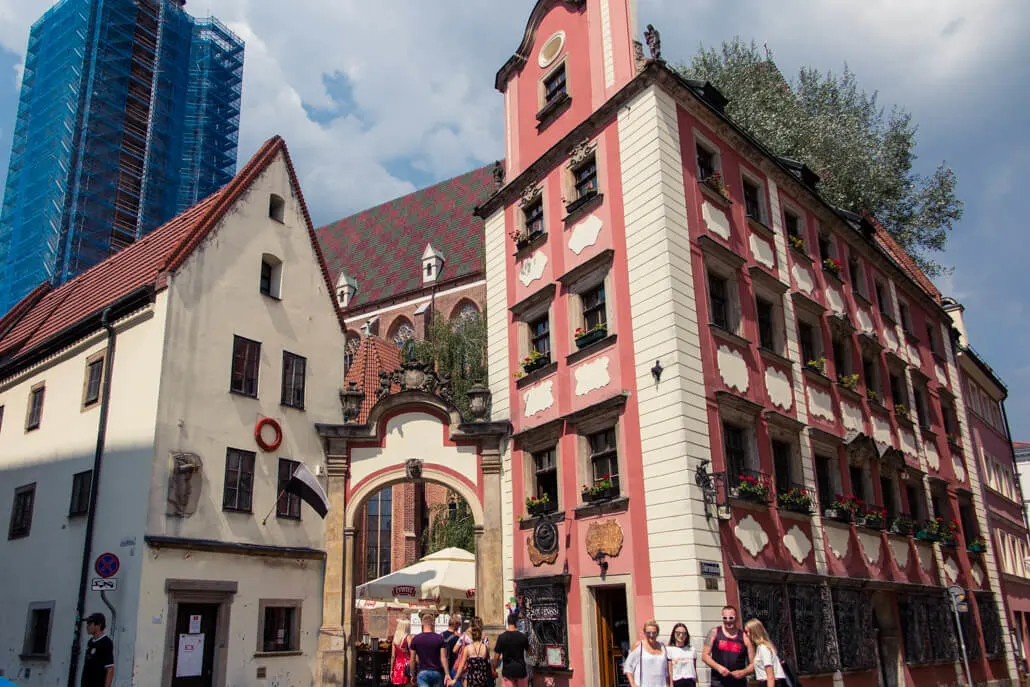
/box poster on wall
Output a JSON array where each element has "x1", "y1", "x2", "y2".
[{"x1": 176, "y1": 634, "x2": 204, "y2": 677}]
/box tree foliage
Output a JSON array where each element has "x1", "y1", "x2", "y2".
[
  {"x1": 422, "y1": 495, "x2": 475, "y2": 555},
  {"x1": 678, "y1": 39, "x2": 962, "y2": 276},
  {"x1": 404, "y1": 309, "x2": 487, "y2": 417}
]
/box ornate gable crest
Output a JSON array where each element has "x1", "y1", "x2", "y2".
[
  {"x1": 568, "y1": 139, "x2": 597, "y2": 170},
  {"x1": 520, "y1": 183, "x2": 543, "y2": 209}
]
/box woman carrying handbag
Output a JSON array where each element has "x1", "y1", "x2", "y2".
[
  {"x1": 623, "y1": 620, "x2": 672, "y2": 687},
  {"x1": 446, "y1": 624, "x2": 492, "y2": 687},
  {"x1": 389, "y1": 619, "x2": 414, "y2": 686}
]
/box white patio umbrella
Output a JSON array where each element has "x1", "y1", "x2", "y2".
[{"x1": 355, "y1": 547, "x2": 476, "y2": 610}]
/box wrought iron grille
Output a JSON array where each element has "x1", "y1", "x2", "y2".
[
  {"x1": 899, "y1": 594, "x2": 958, "y2": 665},
  {"x1": 832, "y1": 587, "x2": 877, "y2": 671},
  {"x1": 739, "y1": 581, "x2": 796, "y2": 668},
  {"x1": 960, "y1": 598, "x2": 982, "y2": 661},
  {"x1": 975, "y1": 592, "x2": 1004, "y2": 659},
  {"x1": 518, "y1": 578, "x2": 570, "y2": 669},
  {"x1": 789, "y1": 584, "x2": 840, "y2": 675}
]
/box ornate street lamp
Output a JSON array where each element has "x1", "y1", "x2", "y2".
[{"x1": 340, "y1": 381, "x2": 365, "y2": 423}]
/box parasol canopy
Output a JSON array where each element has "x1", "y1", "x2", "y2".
[{"x1": 355, "y1": 547, "x2": 475, "y2": 610}]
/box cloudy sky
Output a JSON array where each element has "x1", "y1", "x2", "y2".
[{"x1": 0, "y1": 0, "x2": 1026, "y2": 435}]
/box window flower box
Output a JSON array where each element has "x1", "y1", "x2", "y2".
[
  {"x1": 824, "y1": 494, "x2": 860, "y2": 523},
  {"x1": 582, "y1": 476, "x2": 615, "y2": 503},
  {"x1": 894, "y1": 404, "x2": 909, "y2": 420},
  {"x1": 838, "y1": 373, "x2": 860, "y2": 392},
  {"x1": 788, "y1": 234, "x2": 807, "y2": 254},
  {"x1": 700, "y1": 172, "x2": 730, "y2": 201},
  {"x1": 889, "y1": 514, "x2": 916, "y2": 536},
  {"x1": 967, "y1": 537, "x2": 987, "y2": 554},
  {"x1": 917, "y1": 517, "x2": 958, "y2": 545},
  {"x1": 823, "y1": 257, "x2": 842, "y2": 276},
  {"x1": 805, "y1": 357, "x2": 827, "y2": 375},
  {"x1": 732, "y1": 474, "x2": 771, "y2": 505},
  {"x1": 526, "y1": 494, "x2": 553, "y2": 517},
  {"x1": 521, "y1": 351, "x2": 551, "y2": 375},
  {"x1": 857, "y1": 507, "x2": 887, "y2": 531},
  {"x1": 777, "y1": 487, "x2": 814, "y2": 515},
  {"x1": 574, "y1": 325, "x2": 608, "y2": 349},
  {"x1": 866, "y1": 389, "x2": 881, "y2": 404},
  {"x1": 512, "y1": 228, "x2": 545, "y2": 251}
]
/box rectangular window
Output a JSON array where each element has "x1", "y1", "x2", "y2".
[
  {"x1": 83, "y1": 357, "x2": 104, "y2": 407},
  {"x1": 26, "y1": 384, "x2": 44, "y2": 430},
  {"x1": 914, "y1": 386, "x2": 930, "y2": 429},
  {"x1": 222, "y1": 448, "x2": 255, "y2": 513},
  {"x1": 281, "y1": 351, "x2": 306, "y2": 409},
  {"x1": 529, "y1": 315, "x2": 551, "y2": 358},
  {"x1": 582, "y1": 284, "x2": 607, "y2": 332},
  {"x1": 22, "y1": 603, "x2": 53, "y2": 657},
  {"x1": 723, "y1": 423, "x2": 747, "y2": 481},
  {"x1": 588, "y1": 428, "x2": 619, "y2": 496},
  {"x1": 573, "y1": 159, "x2": 598, "y2": 200},
  {"x1": 262, "y1": 606, "x2": 299, "y2": 653},
  {"x1": 832, "y1": 334, "x2": 850, "y2": 377},
  {"x1": 365, "y1": 487, "x2": 392, "y2": 579},
  {"x1": 906, "y1": 483, "x2": 925, "y2": 522},
  {"x1": 697, "y1": 143, "x2": 716, "y2": 181},
  {"x1": 277, "y1": 459, "x2": 301, "y2": 520},
  {"x1": 848, "y1": 254, "x2": 862, "y2": 289},
  {"x1": 875, "y1": 282, "x2": 891, "y2": 319},
  {"x1": 742, "y1": 178, "x2": 763, "y2": 221},
  {"x1": 69, "y1": 470, "x2": 92, "y2": 516},
  {"x1": 9, "y1": 483, "x2": 36, "y2": 539},
  {"x1": 926, "y1": 323, "x2": 941, "y2": 357},
  {"x1": 818, "y1": 233, "x2": 833, "y2": 261},
  {"x1": 849, "y1": 465, "x2": 866, "y2": 502},
  {"x1": 880, "y1": 475, "x2": 898, "y2": 520},
  {"x1": 524, "y1": 199, "x2": 544, "y2": 237},
  {"x1": 532, "y1": 448, "x2": 559, "y2": 512},
  {"x1": 230, "y1": 336, "x2": 261, "y2": 397},
  {"x1": 772, "y1": 440, "x2": 793, "y2": 494},
  {"x1": 890, "y1": 372, "x2": 907, "y2": 408},
  {"x1": 756, "y1": 297, "x2": 776, "y2": 351},
  {"x1": 708, "y1": 273, "x2": 729, "y2": 329},
  {"x1": 784, "y1": 210, "x2": 802, "y2": 239},
  {"x1": 863, "y1": 354, "x2": 880, "y2": 396},
  {"x1": 798, "y1": 321, "x2": 817, "y2": 364},
  {"x1": 899, "y1": 301, "x2": 913, "y2": 335},
  {"x1": 543, "y1": 64, "x2": 567, "y2": 105},
  {"x1": 814, "y1": 454, "x2": 835, "y2": 510},
  {"x1": 260, "y1": 260, "x2": 273, "y2": 296}
]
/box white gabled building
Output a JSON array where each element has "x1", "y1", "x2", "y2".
[{"x1": 0, "y1": 137, "x2": 347, "y2": 687}]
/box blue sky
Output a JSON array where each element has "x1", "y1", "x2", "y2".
[{"x1": 0, "y1": 0, "x2": 1026, "y2": 436}]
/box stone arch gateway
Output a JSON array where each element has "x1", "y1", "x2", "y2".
[{"x1": 314, "y1": 387, "x2": 508, "y2": 687}]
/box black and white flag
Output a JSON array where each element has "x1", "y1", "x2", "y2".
[{"x1": 285, "y1": 463, "x2": 330, "y2": 518}]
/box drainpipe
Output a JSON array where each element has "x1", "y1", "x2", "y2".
[{"x1": 67, "y1": 307, "x2": 118, "y2": 687}]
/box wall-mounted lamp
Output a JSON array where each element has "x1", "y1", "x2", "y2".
[
  {"x1": 591, "y1": 550, "x2": 609, "y2": 575},
  {"x1": 651, "y1": 360, "x2": 663, "y2": 383}
]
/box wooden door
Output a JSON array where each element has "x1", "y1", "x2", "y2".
[
  {"x1": 171, "y1": 603, "x2": 218, "y2": 687},
  {"x1": 595, "y1": 588, "x2": 629, "y2": 687}
]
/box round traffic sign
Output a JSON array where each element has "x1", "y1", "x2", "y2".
[{"x1": 95, "y1": 552, "x2": 120, "y2": 578}]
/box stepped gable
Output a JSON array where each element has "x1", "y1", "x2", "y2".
[{"x1": 317, "y1": 164, "x2": 497, "y2": 311}]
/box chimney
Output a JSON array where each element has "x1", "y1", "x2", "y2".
[{"x1": 941, "y1": 297, "x2": 967, "y2": 348}]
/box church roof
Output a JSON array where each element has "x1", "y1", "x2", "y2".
[{"x1": 344, "y1": 335, "x2": 402, "y2": 423}]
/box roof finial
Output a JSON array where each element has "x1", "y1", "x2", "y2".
[{"x1": 644, "y1": 24, "x2": 662, "y2": 62}]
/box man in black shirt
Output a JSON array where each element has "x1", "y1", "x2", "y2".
[
  {"x1": 82, "y1": 612, "x2": 114, "y2": 687},
  {"x1": 493, "y1": 612, "x2": 532, "y2": 687}
]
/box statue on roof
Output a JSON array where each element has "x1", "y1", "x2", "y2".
[
  {"x1": 492, "y1": 160, "x2": 505, "y2": 188},
  {"x1": 644, "y1": 24, "x2": 662, "y2": 62}
]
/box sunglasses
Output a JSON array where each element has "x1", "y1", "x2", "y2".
[
  {"x1": 722, "y1": 617, "x2": 736, "y2": 622},
  {"x1": 674, "y1": 631, "x2": 687, "y2": 635}
]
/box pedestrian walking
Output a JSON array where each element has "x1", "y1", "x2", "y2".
[
  {"x1": 446, "y1": 623, "x2": 492, "y2": 687},
  {"x1": 743, "y1": 619, "x2": 789, "y2": 687},
  {"x1": 666, "y1": 623, "x2": 697, "y2": 687},
  {"x1": 390, "y1": 619, "x2": 414, "y2": 686},
  {"x1": 701, "y1": 606, "x2": 752, "y2": 687},
  {"x1": 442, "y1": 615, "x2": 463, "y2": 687},
  {"x1": 493, "y1": 612, "x2": 532, "y2": 687},
  {"x1": 623, "y1": 619, "x2": 671, "y2": 687},
  {"x1": 81, "y1": 612, "x2": 114, "y2": 687},
  {"x1": 410, "y1": 613, "x2": 450, "y2": 687}
]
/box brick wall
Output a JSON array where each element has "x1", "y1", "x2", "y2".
[{"x1": 343, "y1": 282, "x2": 486, "y2": 342}]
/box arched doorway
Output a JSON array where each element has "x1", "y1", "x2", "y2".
[{"x1": 314, "y1": 383, "x2": 507, "y2": 687}]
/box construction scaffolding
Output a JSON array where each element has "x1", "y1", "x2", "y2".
[{"x1": 0, "y1": 0, "x2": 244, "y2": 314}]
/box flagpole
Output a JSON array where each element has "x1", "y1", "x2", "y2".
[{"x1": 261, "y1": 488, "x2": 287, "y2": 525}]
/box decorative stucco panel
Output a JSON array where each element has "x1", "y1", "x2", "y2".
[
  {"x1": 825, "y1": 524, "x2": 850, "y2": 560},
  {"x1": 807, "y1": 385, "x2": 834, "y2": 421},
  {"x1": 917, "y1": 544, "x2": 934, "y2": 571},
  {"x1": 858, "y1": 531, "x2": 882, "y2": 564},
  {"x1": 884, "y1": 327, "x2": 900, "y2": 352},
  {"x1": 568, "y1": 215, "x2": 603, "y2": 255},
  {"x1": 750, "y1": 233, "x2": 775, "y2": 268},
  {"x1": 523, "y1": 381, "x2": 554, "y2": 417},
  {"x1": 900, "y1": 429, "x2": 917, "y2": 458},
  {"x1": 971, "y1": 563, "x2": 985, "y2": 588},
  {"x1": 841, "y1": 401, "x2": 864, "y2": 433},
  {"x1": 826, "y1": 285, "x2": 845, "y2": 314},
  {"x1": 943, "y1": 556, "x2": 959, "y2": 584},
  {"x1": 518, "y1": 251, "x2": 547, "y2": 287},
  {"x1": 574, "y1": 356, "x2": 611, "y2": 396},
  {"x1": 925, "y1": 442, "x2": 941, "y2": 471},
  {"x1": 765, "y1": 367, "x2": 793, "y2": 410},
  {"x1": 702, "y1": 201, "x2": 731, "y2": 240},
  {"x1": 783, "y1": 525, "x2": 813, "y2": 563},
  {"x1": 734, "y1": 515, "x2": 770, "y2": 557},
  {"x1": 792, "y1": 263, "x2": 815, "y2": 295},
  {"x1": 872, "y1": 416, "x2": 892, "y2": 452},
  {"x1": 857, "y1": 308, "x2": 874, "y2": 332},
  {"x1": 935, "y1": 363, "x2": 948, "y2": 386},
  {"x1": 890, "y1": 538, "x2": 910, "y2": 569},
  {"x1": 953, "y1": 457, "x2": 966, "y2": 482},
  {"x1": 717, "y1": 345, "x2": 749, "y2": 392}
]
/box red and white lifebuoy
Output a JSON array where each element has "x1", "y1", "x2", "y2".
[{"x1": 255, "y1": 417, "x2": 283, "y2": 452}]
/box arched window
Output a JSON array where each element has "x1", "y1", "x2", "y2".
[
  {"x1": 450, "y1": 300, "x2": 480, "y2": 324},
  {"x1": 260, "y1": 253, "x2": 283, "y2": 299},
  {"x1": 364, "y1": 486, "x2": 392, "y2": 580},
  {"x1": 269, "y1": 194, "x2": 285, "y2": 223},
  {"x1": 389, "y1": 318, "x2": 415, "y2": 349},
  {"x1": 344, "y1": 332, "x2": 361, "y2": 371}
]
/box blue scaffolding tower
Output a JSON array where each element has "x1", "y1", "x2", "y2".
[{"x1": 0, "y1": 0, "x2": 244, "y2": 314}]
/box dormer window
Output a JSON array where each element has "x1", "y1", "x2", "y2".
[
  {"x1": 260, "y1": 254, "x2": 283, "y2": 299},
  {"x1": 336, "y1": 273, "x2": 357, "y2": 307},
  {"x1": 421, "y1": 244, "x2": 445, "y2": 285},
  {"x1": 269, "y1": 194, "x2": 285, "y2": 223}
]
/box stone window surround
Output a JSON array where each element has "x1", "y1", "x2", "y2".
[
  {"x1": 739, "y1": 166, "x2": 769, "y2": 226},
  {"x1": 559, "y1": 249, "x2": 614, "y2": 341},
  {"x1": 81, "y1": 349, "x2": 106, "y2": 411},
  {"x1": 21, "y1": 600, "x2": 54, "y2": 659},
  {"x1": 161, "y1": 579, "x2": 237, "y2": 687},
  {"x1": 751, "y1": 274, "x2": 787, "y2": 357},
  {"x1": 256, "y1": 598, "x2": 304, "y2": 656},
  {"x1": 693, "y1": 127, "x2": 723, "y2": 181},
  {"x1": 702, "y1": 247, "x2": 744, "y2": 336},
  {"x1": 517, "y1": 420, "x2": 563, "y2": 514},
  {"x1": 511, "y1": 284, "x2": 556, "y2": 365},
  {"x1": 716, "y1": 392, "x2": 763, "y2": 477}
]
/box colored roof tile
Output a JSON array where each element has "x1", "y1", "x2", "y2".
[
  {"x1": 316, "y1": 164, "x2": 497, "y2": 311},
  {"x1": 344, "y1": 335, "x2": 402, "y2": 423}
]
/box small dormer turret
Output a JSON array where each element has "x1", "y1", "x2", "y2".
[
  {"x1": 422, "y1": 244, "x2": 445, "y2": 284},
  {"x1": 336, "y1": 272, "x2": 358, "y2": 308}
]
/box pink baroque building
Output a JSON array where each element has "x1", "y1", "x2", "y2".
[
  {"x1": 947, "y1": 300, "x2": 1030, "y2": 675},
  {"x1": 477, "y1": 1, "x2": 1019, "y2": 685}
]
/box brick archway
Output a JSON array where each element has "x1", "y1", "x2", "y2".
[{"x1": 315, "y1": 390, "x2": 507, "y2": 687}]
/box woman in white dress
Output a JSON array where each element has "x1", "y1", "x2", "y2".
[
  {"x1": 666, "y1": 623, "x2": 697, "y2": 687},
  {"x1": 743, "y1": 619, "x2": 788, "y2": 687},
  {"x1": 623, "y1": 619, "x2": 672, "y2": 687}
]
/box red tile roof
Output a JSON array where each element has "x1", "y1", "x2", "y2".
[
  {"x1": 0, "y1": 136, "x2": 343, "y2": 364},
  {"x1": 316, "y1": 164, "x2": 498, "y2": 311},
  {"x1": 344, "y1": 335, "x2": 402, "y2": 423},
  {"x1": 862, "y1": 211, "x2": 941, "y2": 303}
]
